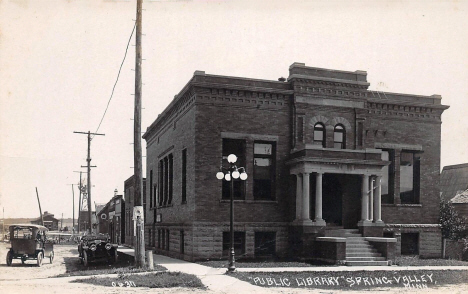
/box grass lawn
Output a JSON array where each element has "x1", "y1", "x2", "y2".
[
  {"x1": 73, "y1": 272, "x2": 206, "y2": 289},
  {"x1": 231, "y1": 269, "x2": 468, "y2": 290},
  {"x1": 395, "y1": 255, "x2": 468, "y2": 266},
  {"x1": 56, "y1": 251, "x2": 167, "y2": 277}
]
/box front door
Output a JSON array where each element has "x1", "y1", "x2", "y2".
[{"x1": 322, "y1": 174, "x2": 343, "y2": 226}]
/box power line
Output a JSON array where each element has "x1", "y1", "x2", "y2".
[{"x1": 93, "y1": 22, "x2": 137, "y2": 139}]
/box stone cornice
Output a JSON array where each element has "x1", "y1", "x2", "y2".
[
  {"x1": 290, "y1": 75, "x2": 370, "y2": 89},
  {"x1": 192, "y1": 81, "x2": 294, "y2": 95},
  {"x1": 143, "y1": 86, "x2": 196, "y2": 142},
  {"x1": 366, "y1": 98, "x2": 449, "y2": 111}
]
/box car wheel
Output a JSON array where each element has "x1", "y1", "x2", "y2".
[
  {"x1": 83, "y1": 251, "x2": 89, "y2": 267},
  {"x1": 37, "y1": 252, "x2": 43, "y2": 267},
  {"x1": 6, "y1": 251, "x2": 13, "y2": 266},
  {"x1": 113, "y1": 250, "x2": 118, "y2": 263},
  {"x1": 50, "y1": 251, "x2": 54, "y2": 264}
]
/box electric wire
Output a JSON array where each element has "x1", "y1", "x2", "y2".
[{"x1": 92, "y1": 22, "x2": 136, "y2": 139}]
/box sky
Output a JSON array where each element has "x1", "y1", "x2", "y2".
[{"x1": 1, "y1": 0, "x2": 467, "y2": 219}]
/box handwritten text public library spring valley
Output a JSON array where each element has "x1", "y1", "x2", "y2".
[{"x1": 249, "y1": 273, "x2": 435, "y2": 289}]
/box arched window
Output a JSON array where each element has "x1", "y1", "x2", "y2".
[
  {"x1": 334, "y1": 124, "x2": 345, "y2": 149},
  {"x1": 313, "y1": 123, "x2": 325, "y2": 147}
]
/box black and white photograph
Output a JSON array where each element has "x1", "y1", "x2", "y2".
[{"x1": 1, "y1": 0, "x2": 468, "y2": 293}]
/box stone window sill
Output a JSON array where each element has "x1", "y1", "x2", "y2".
[
  {"x1": 219, "y1": 199, "x2": 278, "y2": 204},
  {"x1": 382, "y1": 203, "x2": 422, "y2": 207}
]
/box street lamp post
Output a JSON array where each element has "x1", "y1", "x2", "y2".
[{"x1": 216, "y1": 154, "x2": 248, "y2": 272}]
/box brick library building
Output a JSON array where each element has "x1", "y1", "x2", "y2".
[{"x1": 142, "y1": 63, "x2": 448, "y2": 265}]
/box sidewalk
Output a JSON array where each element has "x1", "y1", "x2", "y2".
[
  {"x1": 117, "y1": 246, "x2": 468, "y2": 293},
  {"x1": 118, "y1": 246, "x2": 265, "y2": 293}
]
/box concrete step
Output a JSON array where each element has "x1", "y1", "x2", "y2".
[
  {"x1": 346, "y1": 243, "x2": 374, "y2": 248},
  {"x1": 346, "y1": 239, "x2": 367, "y2": 243},
  {"x1": 346, "y1": 248, "x2": 379, "y2": 254},
  {"x1": 346, "y1": 252, "x2": 382, "y2": 257},
  {"x1": 346, "y1": 260, "x2": 389, "y2": 266},
  {"x1": 346, "y1": 256, "x2": 386, "y2": 261}
]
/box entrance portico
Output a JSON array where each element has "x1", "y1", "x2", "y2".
[{"x1": 289, "y1": 145, "x2": 389, "y2": 235}]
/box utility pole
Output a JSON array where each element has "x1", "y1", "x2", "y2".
[
  {"x1": 74, "y1": 131, "x2": 104, "y2": 233},
  {"x1": 67, "y1": 183, "x2": 75, "y2": 233},
  {"x1": 74, "y1": 170, "x2": 85, "y2": 233},
  {"x1": 35, "y1": 187, "x2": 43, "y2": 226},
  {"x1": 134, "y1": 0, "x2": 146, "y2": 267}
]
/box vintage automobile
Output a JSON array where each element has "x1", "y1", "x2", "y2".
[
  {"x1": 78, "y1": 233, "x2": 118, "y2": 266},
  {"x1": 6, "y1": 224, "x2": 54, "y2": 267}
]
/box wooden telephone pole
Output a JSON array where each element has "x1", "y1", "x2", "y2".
[
  {"x1": 35, "y1": 187, "x2": 43, "y2": 226},
  {"x1": 73, "y1": 171, "x2": 84, "y2": 233},
  {"x1": 74, "y1": 131, "x2": 104, "y2": 233},
  {"x1": 66, "y1": 183, "x2": 75, "y2": 233},
  {"x1": 134, "y1": 0, "x2": 146, "y2": 267}
]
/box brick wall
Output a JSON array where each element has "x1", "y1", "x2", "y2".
[{"x1": 193, "y1": 92, "x2": 293, "y2": 224}]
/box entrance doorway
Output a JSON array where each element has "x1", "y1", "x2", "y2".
[{"x1": 310, "y1": 174, "x2": 361, "y2": 228}]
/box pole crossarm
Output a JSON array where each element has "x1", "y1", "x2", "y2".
[{"x1": 74, "y1": 131, "x2": 105, "y2": 233}]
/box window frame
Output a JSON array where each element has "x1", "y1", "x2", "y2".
[
  {"x1": 333, "y1": 124, "x2": 346, "y2": 149},
  {"x1": 222, "y1": 138, "x2": 246, "y2": 200},
  {"x1": 313, "y1": 123, "x2": 326, "y2": 147},
  {"x1": 399, "y1": 151, "x2": 421, "y2": 204},
  {"x1": 253, "y1": 141, "x2": 276, "y2": 200}
]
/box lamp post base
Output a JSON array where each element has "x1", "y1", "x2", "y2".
[{"x1": 227, "y1": 248, "x2": 236, "y2": 272}]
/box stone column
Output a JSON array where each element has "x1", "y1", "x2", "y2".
[
  {"x1": 374, "y1": 176, "x2": 383, "y2": 223},
  {"x1": 314, "y1": 172, "x2": 325, "y2": 225},
  {"x1": 302, "y1": 173, "x2": 311, "y2": 220},
  {"x1": 369, "y1": 176, "x2": 374, "y2": 221},
  {"x1": 361, "y1": 174, "x2": 369, "y2": 221},
  {"x1": 295, "y1": 174, "x2": 302, "y2": 221}
]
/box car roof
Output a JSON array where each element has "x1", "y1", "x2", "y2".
[{"x1": 9, "y1": 224, "x2": 49, "y2": 231}]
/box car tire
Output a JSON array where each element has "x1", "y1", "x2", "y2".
[
  {"x1": 37, "y1": 252, "x2": 43, "y2": 267},
  {"x1": 6, "y1": 251, "x2": 13, "y2": 266},
  {"x1": 50, "y1": 251, "x2": 54, "y2": 264},
  {"x1": 83, "y1": 251, "x2": 89, "y2": 267}
]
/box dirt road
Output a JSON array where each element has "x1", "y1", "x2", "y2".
[{"x1": 1, "y1": 242, "x2": 467, "y2": 294}]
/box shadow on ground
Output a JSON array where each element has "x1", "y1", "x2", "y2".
[{"x1": 62, "y1": 250, "x2": 134, "y2": 274}]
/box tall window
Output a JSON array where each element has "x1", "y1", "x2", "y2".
[
  {"x1": 333, "y1": 124, "x2": 345, "y2": 149},
  {"x1": 222, "y1": 139, "x2": 246, "y2": 200},
  {"x1": 149, "y1": 170, "x2": 153, "y2": 208},
  {"x1": 158, "y1": 153, "x2": 173, "y2": 206},
  {"x1": 254, "y1": 142, "x2": 275, "y2": 200},
  {"x1": 313, "y1": 123, "x2": 325, "y2": 147},
  {"x1": 158, "y1": 161, "x2": 163, "y2": 206},
  {"x1": 168, "y1": 154, "x2": 173, "y2": 205},
  {"x1": 181, "y1": 149, "x2": 187, "y2": 203},
  {"x1": 400, "y1": 151, "x2": 420, "y2": 204}
]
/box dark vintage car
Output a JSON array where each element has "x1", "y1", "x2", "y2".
[
  {"x1": 78, "y1": 233, "x2": 118, "y2": 266},
  {"x1": 6, "y1": 224, "x2": 54, "y2": 267}
]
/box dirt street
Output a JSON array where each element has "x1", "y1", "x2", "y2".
[{"x1": 1, "y1": 242, "x2": 468, "y2": 294}]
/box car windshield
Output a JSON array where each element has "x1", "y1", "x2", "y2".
[
  {"x1": 81, "y1": 233, "x2": 109, "y2": 241},
  {"x1": 13, "y1": 227, "x2": 34, "y2": 239}
]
